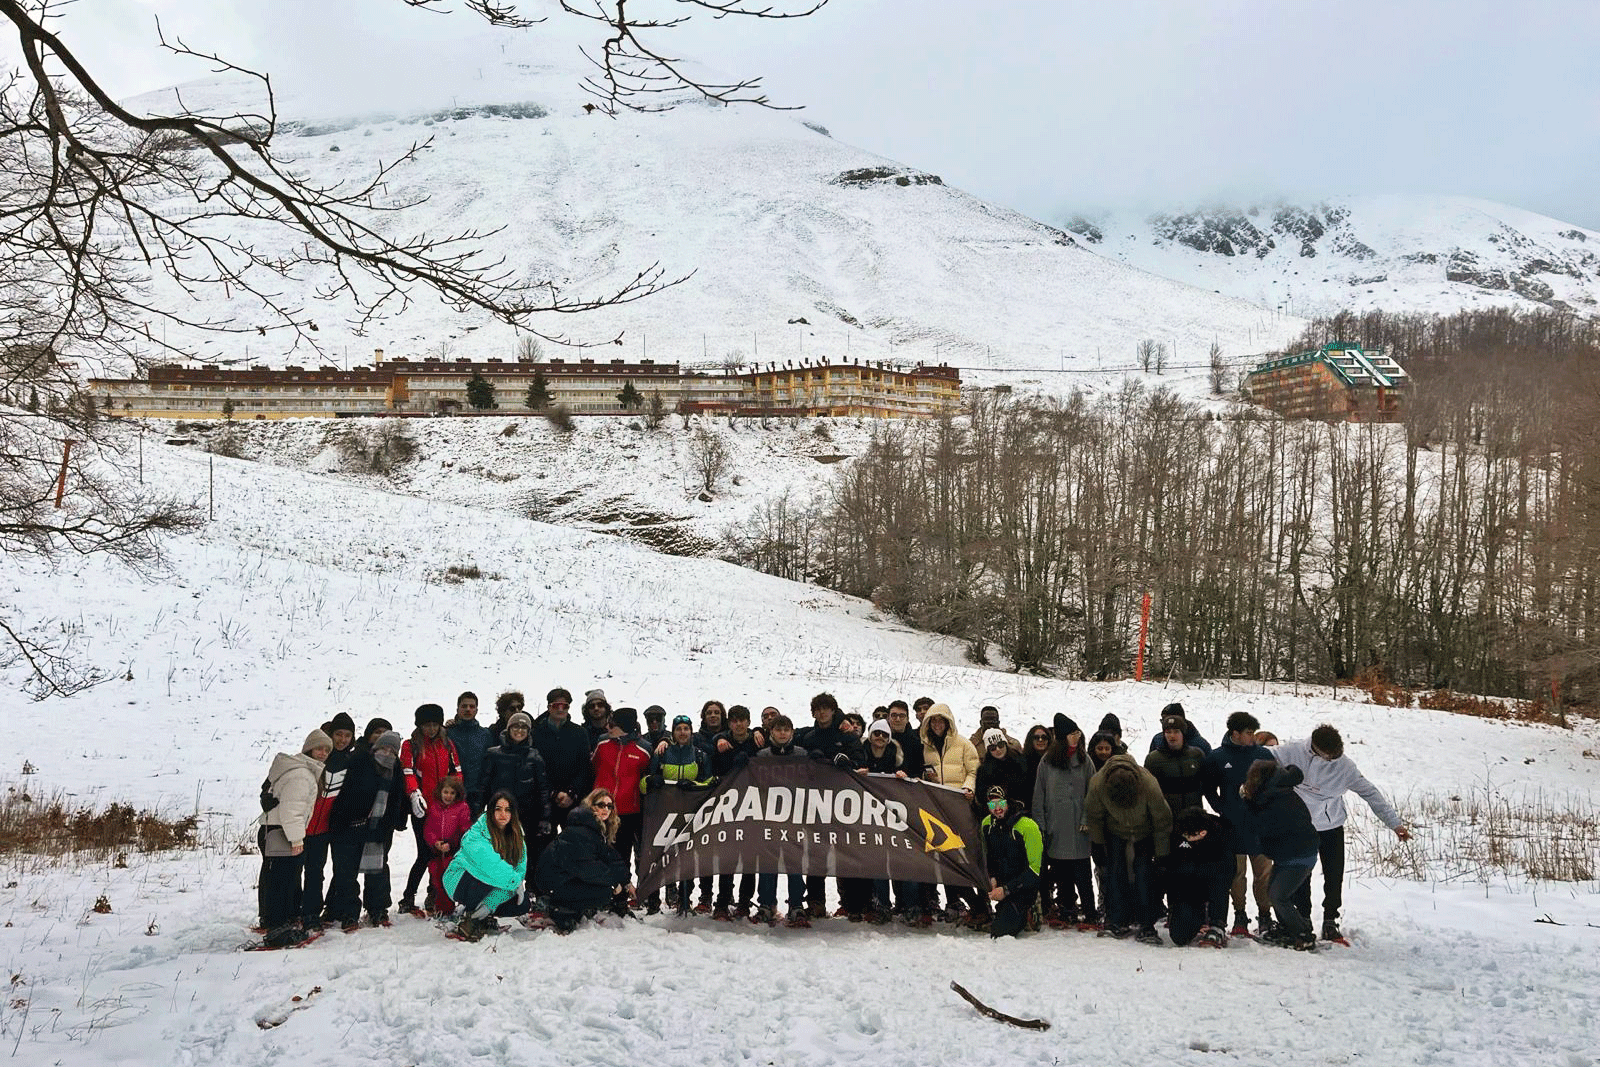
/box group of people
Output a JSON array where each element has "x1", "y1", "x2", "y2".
[{"x1": 255, "y1": 687, "x2": 1409, "y2": 952}]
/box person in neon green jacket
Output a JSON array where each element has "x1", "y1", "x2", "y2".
[
  {"x1": 980, "y1": 785, "x2": 1043, "y2": 938},
  {"x1": 443, "y1": 790, "x2": 528, "y2": 941}
]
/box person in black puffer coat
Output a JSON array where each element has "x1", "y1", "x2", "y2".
[
  {"x1": 794, "y1": 692, "x2": 865, "y2": 917},
  {"x1": 326, "y1": 729, "x2": 409, "y2": 928},
  {"x1": 1240, "y1": 760, "x2": 1319, "y2": 949},
  {"x1": 484, "y1": 712, "x2": 551, "y2": 852},
  {"x1": 535, "y1": 800, "x2": 628, "y2": 933},
  {"x1": 1163, "y1": 807, "x2": 1236, "y2": 946},
  {"x1": 531, "y1": 688, "x2": 593, "y2": 831}
]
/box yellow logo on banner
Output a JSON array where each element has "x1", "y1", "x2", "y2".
[{"x1": 919, "y1": 809, "x2": 965, "y2": 853}]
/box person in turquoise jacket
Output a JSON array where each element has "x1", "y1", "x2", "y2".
[{"x1": 443, "y1": 790, "x2": 528, "y2": 941}]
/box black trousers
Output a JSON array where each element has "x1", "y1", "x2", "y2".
[
  {"x1": 1168, "y1": 869, "x2": 1232, "y2": 945},
  {"x1": 614, "y1": 813, "x2": 643, "y2": 886},
  {"x1": 327, "y1": 832, "x2": 393, "y2": 921},
  {"x1": 299, "y1": 833, "x2": 331, "y2": 922},
  {"x1": 1041, "y1": 856, "x2": 1096, "y2": 917},
  {"x1": 1292, "y1": 826, "x2": 1346, "y2": 922},
  {"x1": 989, "y1": 885, "x2": 1039, "y2": 938},
  {"x1": 402, "y1": 816, "x2": 430, "y2": 904},
  {"x1": 715, "y1": 872, "x2": 756, "y2": 909},
  {"x1": 257, "y1": 828, "x2": 306, "y2": 931}
]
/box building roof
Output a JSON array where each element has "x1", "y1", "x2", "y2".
[{"x1": 1248, "y1": 342, "x2": 1407, "y2": 389}]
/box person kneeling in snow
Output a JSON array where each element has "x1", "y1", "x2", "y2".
[
  {"x1": 443, "y1": 790, "x2": 528, "y2": 942},
  {"x1": 1162, "y1": 807, "x2": 1235, "y2": 947},
  {"x1": 980, "y1": 785, "x2": 1042, "y2": 938},
  {"x1": 535, "y1": 795, "x2": 629, "y2": 934}
]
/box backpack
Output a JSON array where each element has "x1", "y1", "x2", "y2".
[{"x1": 259, "y1": 776, "x2": 279, "y2": 813}]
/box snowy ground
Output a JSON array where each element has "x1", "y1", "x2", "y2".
[{"x1": 3, "y1": 425, "x2": 1599, "y2": 1067}]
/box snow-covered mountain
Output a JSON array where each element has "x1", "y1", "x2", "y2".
[
  {"x1": 120, "y1": 28, "x2": 1296, "y2": 375},
  {"x1": 1060, "y1": 196, "x2": 1600, "y2": 320}
]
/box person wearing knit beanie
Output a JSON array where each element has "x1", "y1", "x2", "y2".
[
  {"x1": 303, "y1": 729, "x2": 334, "y2": 756},
  {"x1": 1053, "y1": 713, "x2": 1078, "y2": 738}
]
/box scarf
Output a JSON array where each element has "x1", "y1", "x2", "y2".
[{"x1": 360, "y1": 752, "x2": 395, "y2": 872}]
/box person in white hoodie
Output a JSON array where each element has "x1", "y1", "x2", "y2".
[
  {"x1": 258, "y1": 729, "x2": 331, "y2": 947},
  {"x1": 1271, "y1": 724, "x2": 1411, "y2": 942}
]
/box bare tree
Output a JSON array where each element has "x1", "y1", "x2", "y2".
[
  {"x1": 1136, "y1": 339, "x2": 1158, "y2": 374},
  {"x1": 1208, "y1": 340, "x2": 1226, "y2": 395},
  {"x1": 0, "y1": 0, "x2": 825, "y2": 695},
  {"x1": 643, "y1": 390, "x2": 666, "y2": 430},
  {"x1": 688, "y1": 426, "x2": 730, "y2": 493},
  {"x1": 514, "y1": 335, "x2": 544, "y2": 362}
]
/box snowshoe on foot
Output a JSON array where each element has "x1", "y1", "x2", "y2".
[
  {"x1": 1321, "y1": 920, "x2": 1348, "y2": 944},
  {"x1": 451, "y1": 916, "x2": 483, "y2": 942},
  {"x1": 1134, "y1": 926, "x2": 1164, "y2": 946},
  {"x1": 752, "y1": 905, "x2": 778, "y2": 926},
  {"x1": 712, "y1": 905, "x2": 732, "y2": 921},
  {"x1": 783, "y1": 909, "x2": 812, "y2": 929},
  {"x1": 367, "y1": 910, "x2": 391, "y2": 928}
]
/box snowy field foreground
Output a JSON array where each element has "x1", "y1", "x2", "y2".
[{"x1": 3, "y1": 432, "x2": 1599, "y2": 1066}]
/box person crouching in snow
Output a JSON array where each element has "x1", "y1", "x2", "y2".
[
  {"x1": 424, "y1": 776, "x2": 471, "y2": 915},
  {"x1": 258, "y1": 730, "x2": 331, "y2": 947},
  {"x1": 535, "y1": 794, "x2": 630, "y2": 933},
  {"x1": 1238, "y1": 760, "x2": 1319, "y2": 951},
  {"x1": 443, "y1": 790, "x2": 528, "y2": 942},
  {"x1": 980, "y1": 785, "x2": 1043, "y2": 938},
  {"x1": 1163, "y1": 807, "x2": 1235, "y2": 947}
]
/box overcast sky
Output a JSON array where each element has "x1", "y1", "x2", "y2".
[{"x1": 58, "y1": 0, "x2": 1600, "y2": 228}]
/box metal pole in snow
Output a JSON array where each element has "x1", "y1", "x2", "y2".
[{"x1": 208, "y1": 453, "x2": 214, "y2": 520}]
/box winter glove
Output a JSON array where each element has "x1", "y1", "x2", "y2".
[
  {"x1": 832, "y1": 753, "x2": 854, "y2": 769},
  {"x1": 410, "y1": 793, "x2": 427, "y2": 820},
  {"x1": 645, "y1": 773, "x2": 666, "y2": 791}
]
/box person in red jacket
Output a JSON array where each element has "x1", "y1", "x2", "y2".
[
  {"x1": 399, "y1": 703, "x2": 462, "y2": 916},
  {"x1": 590, "y1": 707, "x2": 653, "y2": 894}
]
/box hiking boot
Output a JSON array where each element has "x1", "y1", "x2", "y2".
[
  {"x1": 752, "y1": 905, "x2": 778, "y2": 925},
  {"x1": 712, "y1": 904, "x2": 732, "y2": 921},
  {"x1": 263, "y1": 924, "x2": 307, "y2": 948},
  {"x1": 1255, "y1": 915, "x2": 1276, "y2": 939},
  {"x1": 1229, "y1": 919, "x2": 1252, "y2": 937},
  {"x1": 341, "y1": 917, "x2": 363, "y2": 934},
  {"x1": 1134, "y1": 926, "x2": 1164, "y2": 946},
  {"x1": 645, "y1": 898, "x2": 662, "y2": 915},
  {"x1": 1321, "y1": 920, "x2": 1344, "y2": 942},
  {"x1": 1292, "y1": 935, "x2": 1319, "y2": 952},
  {"x1": 367, "y1": 910, "x2": 390, "y2": 927},
  {"x1": 453, "y1": 916, "x2": 483, "y2": 942},
  {"x1": 784, "y1": 909, "x2": 812, "y2": 929},
  {"x1": 1196, "y1": 926, "x2": 1228, "y2": 948}
]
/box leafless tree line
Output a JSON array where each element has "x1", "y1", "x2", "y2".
[{"x1": 727, "y1": 309, "x2": 1600, "y2": 703}]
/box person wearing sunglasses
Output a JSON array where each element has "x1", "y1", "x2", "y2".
[
  {"x1": 534, "y1": 791, "x2": 630, "y2": 934},
  {"x1": 981, "y1": 786, "x2": 1043, "y2": 939}
]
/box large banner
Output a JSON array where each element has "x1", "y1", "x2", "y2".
[{"x1": 636, "y1": 755, "x2": 986, "y2": 895}]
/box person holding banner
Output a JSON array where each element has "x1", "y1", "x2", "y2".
[
  {"x1": 981, "y1": 785, "x2": 1043, "y2": 938},
  {"x1": 920, "y1": 703, "x2": 981, "y2": 922},
  {"x1": 643, "y1": 715, "x2": 713, "y2": 916},
  {"x1": 796, "y1": 692, "x2": 868, "y2": 918},
  {"x1": 861, "y1": 718, "x2": 913, "y2": 923},
  {"x1": 712, "y1": 706, "x2": 763, "y2": 920},
  {"x1": 752, "y1": 715, "x2": 811, "y2": 926}
]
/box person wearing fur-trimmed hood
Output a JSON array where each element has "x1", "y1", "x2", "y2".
[{"x1": 257, "y1": 730, "x2": 331, "y2": 947}]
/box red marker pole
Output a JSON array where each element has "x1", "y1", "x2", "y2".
[
  {"x1": 54, "y1": 439, "x2": 75, "y2": 507},
  {"x1": 1135, "y1": 591, "x2": 1152, "y2": 682}
]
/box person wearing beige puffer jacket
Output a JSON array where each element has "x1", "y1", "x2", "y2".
[
  {"x1": 919, "y1": 704, "x2": 979, "y2": 796},
  {"x1": 258, "y1": 730, "x2": 330, "y2": 946},
  {"x1": 917, "y1": 704, "x2": 982, "y2": 921}
]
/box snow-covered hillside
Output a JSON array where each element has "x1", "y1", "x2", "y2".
[
  {"x1": 1062, "y1": 196, "x2": 1600, "y2": 321},
  {"x1": 118, "y1": 26, "x2": 1298, "y2": 375},
  {"x1": 2, "y1": 421, "x2": 1599, "y2": 1066}
]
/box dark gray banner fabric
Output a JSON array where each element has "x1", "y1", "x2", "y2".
[{"x1": 636, "y1": 755, "x2": 986, "y2": 895}]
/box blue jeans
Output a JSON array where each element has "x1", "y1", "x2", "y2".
[
  {"x1": 1269, "y1": 857, "x2": 1316, "y2": 940},
  {"x1": 757, "y1": 873, "x2": 806, "y2": 910},
  {"x1": 1103, "y1": 834, "x2": 1155, "y2": 929}
]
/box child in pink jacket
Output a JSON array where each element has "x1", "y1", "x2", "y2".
[{"x1": 423, "y1": 776, "x2": 473, "y2": 914}]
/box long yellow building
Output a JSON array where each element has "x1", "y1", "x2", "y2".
[{"x1": 89, "y1": 351, "x2": 962, "y2": 420}]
